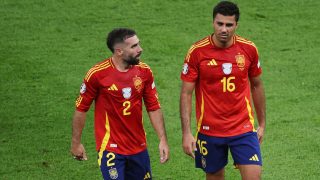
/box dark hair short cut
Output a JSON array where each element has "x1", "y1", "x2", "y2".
[
  {"x1": 106, "y1": 28, "x2": 136, "y2": 53},
  {"x1": 213, "y1": 1, "x2": 240, "y2": 22}
]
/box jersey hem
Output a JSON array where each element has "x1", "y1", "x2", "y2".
[{"x1": 199, "y1": 129, "x2": 253, "y2": 138}]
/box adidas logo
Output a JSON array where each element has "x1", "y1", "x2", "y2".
[
  {"x1": 207, "y1": 59, "x2": 217, "y2": 66},
  {"x1": 108, "y1": 84, "x2": 118, "y2": 91},
  {"x1": 144, "y1": 172, "x2": 151, "y2": 179},
  {"x1": 249, "y1": 154, "x2": 259, "y2": 161}
]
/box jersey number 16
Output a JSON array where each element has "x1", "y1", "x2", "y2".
[{"x1": 221, "y1": 76, "x2": 236, "y2": 92}]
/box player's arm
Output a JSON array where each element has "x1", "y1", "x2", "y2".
[
  {"x1": 180, "y1": 81, "x2": 197, "y2": 158},
  {"x1": 148, "y1": 109, "x2": 169, "y2": 163},
  {"x1": 70, "y1": 110, "x2": 88, "y2": 160},
  {"x1": 250, "y1": 75, "x2": 266, "y2": 144}
]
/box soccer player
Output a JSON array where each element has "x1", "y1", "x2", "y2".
[
  {"x1": 70, "y1": 28, "x2": 169, "y2": 180},
  {"x1": 180, "y1": 1, "x2": 266, "y2": 180}
]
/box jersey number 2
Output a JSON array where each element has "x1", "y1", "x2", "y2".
[
  {"x1": 123, "y1": 101, "x2": 131, "y2": 116},
  {"x1": 106, "y1": 152, "x2": 115, "y2": 167}
]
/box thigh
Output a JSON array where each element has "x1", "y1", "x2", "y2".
[
  {"x1": 195, "y1": 133, "x2": 229, "y2": 174},
  {"x1": 99, "y1": 151, "x2": 125, "y2": 180},
  {"x1": 238, "y1": 164, "x2": 261, "y2": 180},
  {"x1": 125, "y1": 149, "x2": 152, "y2": 180},
  {"x1": 229, "y1": 132, "x2": 262, "y2": 166}
]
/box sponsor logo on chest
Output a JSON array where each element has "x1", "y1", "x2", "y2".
[
  {"x1": 222, "y1": 63, "x2": 232, "y2": 75},
  {"x1": 122, "y1": 87, "x2": 132, "y2": 99}
]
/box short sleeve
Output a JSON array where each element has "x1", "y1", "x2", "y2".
[
  {"x1": 248, "y1": 45, "x2": 262, "y2": 77},
  {"x1": 180, "y1": 45, "x2": 199, "y2": 82},
  {"x1": 75, "y1": 73, "x2": 99, "y2": 112},
  {"x1": 143, "y1": 68, "x2": 161, "y2": 111}
]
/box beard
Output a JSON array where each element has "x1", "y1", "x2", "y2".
[{"x1": 124, "y1": 55, "x2": 140, "y2": 65}]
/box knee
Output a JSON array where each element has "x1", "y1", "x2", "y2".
[{"x1": 206, "y1": 168, "x2": 224, "y2": 180}]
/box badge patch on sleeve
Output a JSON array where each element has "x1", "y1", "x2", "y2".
[
  {"x1": 151, "y1": 81, "x2": 155, "y2": 89},
  {"x1": 182, "y1": 63, "x2": 189, "y2": 74},
  {"x1": 80, "y1": 83, "x2": 86, "y2": 94}
]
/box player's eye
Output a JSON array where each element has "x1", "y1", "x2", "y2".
[
  {"x1": 226, "y1": 23, "x2": 234, "y2": 27},
  {"x1": 217, "y1": 22, "x2": 223, "y2": 26}
]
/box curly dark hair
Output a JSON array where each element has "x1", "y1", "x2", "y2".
[
  {"x1": 106, "y1": 28, "x2": 136, "y2": 53},
  {"x1": 213, "y1": 1, "x2": 240, "y2": 22}
]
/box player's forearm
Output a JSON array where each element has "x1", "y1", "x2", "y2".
[
  {"x1": 251, "y1": 83, "x2": 266, "y2": 128},
  {"x1": 148, "y1": 109, "x2": 168, "y2": 141},
  {"x1": 180, "y1": 92, "x2": 192, "y2": 135},
  {"x1": 71, "y1": 110, "x2": 87, "y2": 145}
]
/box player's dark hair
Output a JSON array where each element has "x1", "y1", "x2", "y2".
[
  {"x1": 213, "y1": 1, "x2": 240, "y2": 22},
  {"x1": 106, "y1": 28, "x2": 136, "y2": 53}
]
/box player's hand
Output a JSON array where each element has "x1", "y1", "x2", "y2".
[
  {"x1": 257, "y1": 126, "x2": 265, "y2": 144},
  {"x1": 182, "y1": 133, "x2": 196, "y2": 159},
  {"x1": 70, "y1": 143, "x2": 88, "y2": 161},
  {"x1": 159, "y1": 137, "x2": 169, "y2": 163}
]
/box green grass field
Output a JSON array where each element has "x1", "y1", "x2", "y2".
[{"x1": 1, "y1": 0, "x2": 319, "y2": 179}]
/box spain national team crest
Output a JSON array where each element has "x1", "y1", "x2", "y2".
[
  {"x1": 201, "y1": 156, "x2": 206, "y2": 168},
  {"x1": 133, "y1": 76, "x2": 143, "y2": 92},
  {"x1": 235, "y1": 54, "x2": 245, "y2": 71},
  {"x1": 109, "y1": 168, "x2": 118, "y2": 179},
  {"x1": 122, "y1": 87, "x2": 132, "y2": 99},
  {"x1": 222, "y1": 63, "x2": 232, "y2": 75}
]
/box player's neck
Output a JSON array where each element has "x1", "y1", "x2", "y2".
[
  {"x1": 212, "y1": 34, "x2": 234, "y2": 48},
  {"x1": 111, "y1": 56, "x2": 131, "y2": 72}
]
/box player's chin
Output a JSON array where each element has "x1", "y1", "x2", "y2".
[
  {"x1": 129, "y1": 59, "x2": 140, "y2": 65},
  {"x1": 219, "y1": 36, "x2": 229, "y2": 42},
  {"x1": 135, "y1": 56, "x2": 141, "y2": 63}
]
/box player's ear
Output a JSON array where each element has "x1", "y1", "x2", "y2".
[
  {"x1": 114, "y1": 46, "x2": 123, "y2": 56},
  {"x1": 235, "y1": 22, "x2": 239, "y2": 29}
]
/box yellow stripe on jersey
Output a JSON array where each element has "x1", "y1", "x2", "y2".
[
  {"x1": 98, "y1": 112, "x2": 111, "y2": 166},
  {"x1": 186, "y1": 39, "x2": 210, "y2": 62},
  {"x1": 85, "y1": 64, "x2": 111, "y2": 82},
  {"x1": 138, "y1": 62, "x2": 150, "y2": 69},
  {"x1": 109, "y1": 58, "x2": 115, "y2": 68},
  {"x1": 236, "y1": 39, "x2": 256, "y2": 46},
  {"x1": 191, "y1": 39, "x2": 209, "y2": 50},
  {"x1": 195, "y1": 92, "x2": 205, "y2": 140},
  {"x1": 236, "y1": 38, "x2": 259, "y2": 55},
  {"x1": 75, "y1": 96, "x2": 83, "y2": 107},
  {"x1": 245, "y1": 96, "x2": 255, "y2": 131},
  {"x1": 195, "y1": 38, "x2": 209, "y2": 46},
  {"x1": 85, "y1": 61, "x2": 110, "y2": 79},
  {"x1": 187, "y1": 38, "x2": 209, "y2": 51},
  {"x1": 85, "y1": 62, "x2": 110, "y2": 80},
  {"x1": 196, "y1": 36, "x2": 210, "y2": 44},
  {"x1": 236, "y1": 36, "x2": 255, "y2": 45}
]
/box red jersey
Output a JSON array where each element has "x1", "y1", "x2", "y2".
[
  {"x1": 75, "y1": 58, "x2": 160, "y2": 156},
  {"x1": 181, "y1": 34, "x2": 262, "y2": 137}
]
